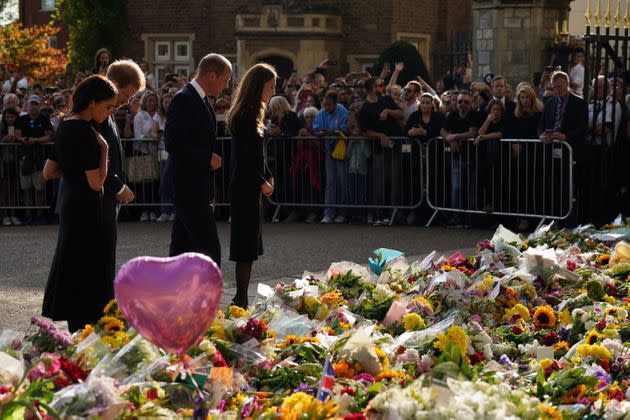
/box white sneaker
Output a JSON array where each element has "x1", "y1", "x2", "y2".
[
  {"x1": 334, "y1": 215, "x2": 347, "y2": 224},
  {"x1": 2, "y1": 217, "x2": 11, "y2": 226},
  {"x1": 156, "y1": 213, "x2": 169, "y2": 223},
  {"x1": 320, "y1": 216, "x2": 333, "y2": 224},
  {"x1": 149, "y1": 212, "x2": 157, "y2": 221},
  {"x1": 10, "y1": 216, "x2": 21, "y2": 226},
  {"x1": 139, "y1": 212, "x2": 149, "y2": 222},
  {"x1": 168, "y1": 213, "x2": 175, "y2": 222}
]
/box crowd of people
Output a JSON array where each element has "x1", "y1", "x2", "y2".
[{"x1": 1, "y1": 46, "x2": 629, "y2": 231}]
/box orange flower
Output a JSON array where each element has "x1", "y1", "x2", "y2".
[{"x1": 333, "y1": 359, "x2": 355, "y2": 378}]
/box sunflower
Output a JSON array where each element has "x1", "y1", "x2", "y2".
[
  {"x1": 533, "y1": 305, "x2": 556, "y2": 329},
  {"x1": 585, "y1": 330, "x2": 603, "y2": 345},
  {"x1": 502, "y1": 303, "x2": 531, "y2": 322},
  {"x1": 559, "y1": 384, "x2": 587, "y2": 404},
  {"x1": 375, "y1": 370, "x2": 406, "y2": 382},
  {"x1": 103, "y1": 319, "x2": 125, "y2": 335},
  {"x1": 596, "y1": 254, "x2": 611, "y2": 265}
]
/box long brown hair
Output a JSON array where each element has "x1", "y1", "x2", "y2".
[{"x1": 228, "y1": 63, "x2": 277, "y2": 136}]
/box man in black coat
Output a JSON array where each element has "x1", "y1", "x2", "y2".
[
  {"x1": 101, "y1": 60, "x2": 146, "y2": 284},
  {"x1": 165, "y1": 53, "x2": 232, "y2": 266},
  {"x1": 538, "y1": 70, "x2": 587, "y2": 222}
]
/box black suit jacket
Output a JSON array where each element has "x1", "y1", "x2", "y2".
[
  {"x1": 165, "y1": 83, "x2": 216, "y2": 203},
  {"x1": 538, "y1": 93, "x2": 587, "y2": 146},
  {"x1": 101, "y1": 116, "x2": 125, "y2": 204}
]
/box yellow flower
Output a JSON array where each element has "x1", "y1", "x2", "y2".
[
  {"x1": 333, "y1": 359, "x2": 355, "y2": 378},
  {"x1": 533, "y1": 305, "x2": 556, "y2": 329},
  {"x1": 559, "y1": 384, "x2": 587, "y2": 404},
  {"x1": 585, "y1": 330, "x2": 603, "y2": 345},
  {"x1": 209, "y1": 321, "x2": 228, "y2": 341},
  {"x1": 100, "y1": 335, "x2": 118, "y2": 348},
  {"x1": 79, "y1": 324, "x2": 95, "y2": 341},
  {"x1": 215, "y1": 309, "x2": 225, "y2": 319},
  {"x1": 557, "y1": 309, "x2": 571, "y2": 326},
  {"x1": 441, "y1": 264, "x2": 456, "y2": 271},
  {"x1": 539, "y1": 358, "x2": 554, "y2": 371},
  {"x1": 411, "y1": 296, "x2": 433, "y2": 312},
  {"x1": 103, "y1": 319, "x2": 125, "y2": 335},
  {"x1": 227, "y1": 305, "x2": 248, "y2": 318},
  {"x1": 402, "y1": 313, "x2": 426, "y2": 331},
  {"x1": 103, "y1": 299, "x2": 117, "y2": 315},
  {"x1": 539, "y1": 403, "x2": 562, "y2": 420},
  {"x1": 375, "y1": 370, "x2": 407, "y2": 382},
  {"x1": 98, "y1": 315, "x2": 120, "y2": 326},
  {"x1": 433, "y1": 326, "x2": 468, "y2": 356},
  {"x1": 576, "y1": 344, "x2": 612, "y2": 361},
  {"x1": 596, "y1": 254, "x2": 611, "y2": 265},
  {"x1": 603, "y1": 295, "x2": 616, "y2": 305},
  {"x1": 321, "y1": 290, "x2": 344, "y2": 307},
  {"x1": 502, "y1": 303, "x2": 531, "y2": 322},
  {"x1": 279, "y1": 392, "x2": 338, "y2": 419},
  {"x1": 554, "y1": 341, "x2": 570, "y2": 353}
]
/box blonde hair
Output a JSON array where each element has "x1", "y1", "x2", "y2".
[
  {"x1": 268, "y1": 95, "x2": 293, "y2": 117},
  {"x1": 228, "y1": 63, "x2": 277, "y2": 136},
  {"x1": 140, "y1": 90, "x2": 159, "y2": 111},
  {"x1": 514, "y1": 85, "x2": 543, "y2": 118}
]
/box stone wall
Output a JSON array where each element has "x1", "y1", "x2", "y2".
[{"x1": 473, "y1": 0, "x2": 571, "y2": 85}]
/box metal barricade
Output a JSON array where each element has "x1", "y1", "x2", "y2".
[
  {"x1": 0, "y1": 142, "x2": 56, "y2": 213},
  {"x1": 264, "y1": 136, "x2": 424, "y2": 225},
  {"x1": 120, "y1": 137, "x2": 232, "y2": 209},
  {"x1": 424, "y1": 137, "x2": 574, "y2": 227}
]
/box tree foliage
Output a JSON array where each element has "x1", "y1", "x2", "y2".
[
  {"x1": 372, "y1": 41, "x2": 432, "y2": 86},
  {"x1": 0, "y1": 22, "x2": 68, "y2": 83},
  {"x1": 54, "y1": 0, "x2": 127, "y2": 73}
]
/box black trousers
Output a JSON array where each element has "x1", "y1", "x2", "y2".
[
  {"x1": 169, "y1": 202, "x2": 221, "y2": 267},
  {"x1": 101, "y1": 195, "x2": 119, "y2": 290}
]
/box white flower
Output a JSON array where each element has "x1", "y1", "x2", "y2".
[{"x1": 373, "y1": 284, "x2": 395, "y2": 302}]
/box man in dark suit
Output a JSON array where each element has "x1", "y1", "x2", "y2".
[
  {"x1": 538, "y1": 70, "x2": 587, "y2": 222},
  {"x1": 165, "y1": 53, "x2": 232, "y2": 266},
  {"x1": 538, "y1": 71, "x2": 587, "y2": 145},
  {"x1": 101, "y1": 60, "x2": 146, "y2": 283}
]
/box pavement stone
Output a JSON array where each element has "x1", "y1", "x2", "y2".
[{"x1": 0, "y1": 221, "x2": 488, "y2": 333}]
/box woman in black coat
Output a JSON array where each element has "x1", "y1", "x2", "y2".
[
  {"x1": 227, "y1": 63, "x2": 277, "y2": 308},
  {"x1": 42, "y1": 75, "x2": 118, "y2": 331}
]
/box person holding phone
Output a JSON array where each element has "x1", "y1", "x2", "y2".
[{"x1": 227, "y1": 63, "x2": 276, "y2": 308}]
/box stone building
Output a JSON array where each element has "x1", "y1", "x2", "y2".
[{"x1": 98, "y1": 0, "x2": 473, "y2": 82}]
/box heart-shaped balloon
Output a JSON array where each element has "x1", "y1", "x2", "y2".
[{"x1": 115, "y1": 253, "x2": 223, "y2": 355}]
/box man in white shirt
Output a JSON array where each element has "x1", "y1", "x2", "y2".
[
  {"x1": 570, "y1": 48, "x2": 585, "y2": 98},
  {"x1": 402, "y1": 81, "x2": 422, "y2": 124},
  {"x1": 587, "y1": 75, "x2": 621, "y2": 146},
  {"x1": 2, "y1": 67, "x2": 28, "y2": 93}
]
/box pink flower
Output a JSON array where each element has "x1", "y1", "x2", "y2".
[{"x1": 28, "y1": 353, "x2": 61, "y2": 381}]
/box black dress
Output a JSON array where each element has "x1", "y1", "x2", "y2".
[
  {"x1": 229, "y1": 109, "x2": 271, "y2": 262},
  {"x1": 42, "y1": 119, "x2": 112, "y2": 324}
]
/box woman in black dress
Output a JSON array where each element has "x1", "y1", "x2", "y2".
[
  {"x1": 227, "y1": 63, "x2": 277, "y2": 308},
  {"x1": 42, "y1": 75, "x2": 117, "y2": 331}
]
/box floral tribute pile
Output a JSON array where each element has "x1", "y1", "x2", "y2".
[{"x1": 1, "y1": 221, "x2": 630, "y2": 419}]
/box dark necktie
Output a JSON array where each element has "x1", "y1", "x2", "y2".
[{"x1": 553, "y1": 96, "x2": 567, "y2": 131}]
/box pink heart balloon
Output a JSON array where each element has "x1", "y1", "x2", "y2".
[{"x1": 114, "y1": 253, "x2": 223, "y2": 355}]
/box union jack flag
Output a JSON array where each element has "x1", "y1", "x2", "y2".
[{"x1": 317, "y1": 355, "x2": 335, "y2": 401}]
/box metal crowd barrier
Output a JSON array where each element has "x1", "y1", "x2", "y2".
[
  {"x1": 121, "y1": 137, "x2": 232, "y2": 209},
  {"x1": 424, "y1": 137, "x2": 574, "y2": 228},
  {"x1": 1, "y1": 136, "x2": 575, "y2": 230},
  {"x1": 265, "y1": 136, "x2": 425, "y2": 226},
  {"x1": 0, "y1": 142, "x2": 56, "y2": 210}
]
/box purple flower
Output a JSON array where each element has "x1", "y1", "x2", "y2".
[
  {"x1": 477, "y1": 240, "x2": 495, "y2": 252},
  {"x1": 292, "y1": 383, "x2": 309, "y2": 393}
]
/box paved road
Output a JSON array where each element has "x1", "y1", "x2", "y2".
[{"x1": 0, "y1": 221, "x2": 490, "y2": 332}]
